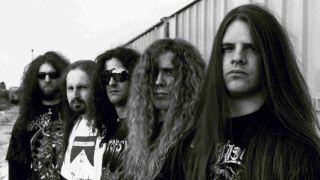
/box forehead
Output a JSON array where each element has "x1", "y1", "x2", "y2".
[
  {"x1": 156, "y1": 51, "x2": 175, "y2": 69},
  {"x1": 38, "y1": 63, "x2": 56, "y2": 73},
  {"x1": 104, "y1": 58, "x2": 125, "y2": 70},
  {"x1": 222, "y1": 20, "x2": 253, "y2": 44},
  {"x1": 66, "y1": 68, "x2": 91, "y2": 86}
]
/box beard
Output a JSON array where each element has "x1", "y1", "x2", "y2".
[
  {"x1": 42, "y1": 88, "x2": 59, "y2": 101},
  {"x1": 70, "y1": 97, "x2": 87, "y2": 114}
]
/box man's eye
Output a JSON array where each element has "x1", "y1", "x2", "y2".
[
  {"x1": 246, "y1": 46, "x2": 257, "y2": 52},
  {"x1": 166, "y1": 71, "x2": 173, "y2": 76},
  {"x1": 222, "y1": 46, "x2": 233, "y2": 53},
  {"x1": 67, "y1": 87, "x2": 73, "y2": 91},
  {"x1": 79, "y1": 86, "x2": 87, "y2": 89}
]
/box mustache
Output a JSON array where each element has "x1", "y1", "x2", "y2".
[{"x1": 70, "y1": 97, "x2": 85, "y2": 105}]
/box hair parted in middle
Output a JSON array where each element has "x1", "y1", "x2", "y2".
[
  {"x1": 17, "y1": 51, "x2": 70, "y2": 131},
  {"x1": 123, "y1": 38, "x2": 205, "y2": 180},
  {"x1": 187, "y1": 4, "x2": 320, "y2": 180},
  {"x1": 60, "y1": 60, "x2": 118, "y2": 156}
]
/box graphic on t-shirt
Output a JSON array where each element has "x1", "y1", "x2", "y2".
[
  {"x1": 208, "y1": 141, "x2": 245, "y2": 180},
  {"x1": 71, "y1": 136, "x2": 97, "y2": 166}
]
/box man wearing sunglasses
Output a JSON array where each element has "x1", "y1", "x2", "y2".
[
  {"x1": 95, "y1": 47, "x2": 140, "y2": 178},
  {"x1": 6, "y1": 51, "x2": 70, "y2": 179}
]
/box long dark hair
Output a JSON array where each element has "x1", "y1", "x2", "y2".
[
  {"x1": 95, "y1": 46, "x2": 140, "y2": 79},
  {"x1": 18, "y1": 51, "x2": 70, "y2": 131},
  {"x1": 124, "y1": 38, "x2": 205, "y2": 179},
  {"x1": 188, "y1": 4, "x2": 320, "y2": 180},
  {"x1": 61, "y1": 60, "x2": 118, "y2": 155}
]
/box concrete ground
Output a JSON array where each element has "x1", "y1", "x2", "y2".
[{"x1": 0, "y1": 106, "x2": 18, "y2": 180}]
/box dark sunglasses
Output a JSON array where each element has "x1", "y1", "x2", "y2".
[
  {"x1": 101, "y1": 70, "x2": 129, "y2": 85},
  {"x1": 37, "y1": 72, "x2": 60, "y2": 79}
]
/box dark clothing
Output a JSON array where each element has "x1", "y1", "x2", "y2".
[
  {"x1": 208, "y1": 104, "x2": 320, "y2": 180},
  {"x1": 155, "y1": 130, "x2": 195, "y2": 180},
  {"x1": 101, "y1": 118, "x2": 128, "y2": 179},
  {"x1": 6, "y1": 103, "x2": 63, "y2": 180}
]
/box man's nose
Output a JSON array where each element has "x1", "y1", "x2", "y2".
[
  {"x1": 45, "y1": 74, "x2": 51, "y2": 82},
  {"x1": 74, "y1": 89, "x2": 80, "y2": 97},
  {"x1": 155, "y1": 72, "x2": 164, "y2": 86},
  {"x1": 109, "y1": 77, "x2": 117, "y2": 86},
  {"x1": 231, "y1": 48, "x2": 246, "y2": 65}
]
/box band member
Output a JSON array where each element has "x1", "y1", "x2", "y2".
[
  {"x1": 6, "y1": 51, "x2": 70, "y2": 179},
  {"x1": 124, "y1": 39, "x2": 205, "y2": 179},
  {"x1": 188, "y1": 4, "x2": 320, "y2": 180},
  {"x1": 96, "y1": 47, "x2": 140, "y2": 178},
  {"x1": 60, "y1": 60, "x2": 118, "y2": 180}
]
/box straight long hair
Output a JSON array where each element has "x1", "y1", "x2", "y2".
[
  {"x1": 188, "y1": 4, "x2": 320, "y2": 180},
  {"x1": 61, "y1": 60, "x2": 118, "y2": 155}
]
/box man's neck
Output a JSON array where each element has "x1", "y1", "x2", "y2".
[
  {"x1": 81, "y1": 113, "x2": 92, "y2": 121},
  {"x1": 158, "y1": 109, "x2": 167, "y2": 123},
  {"x1": 227, "y1": 91, "x2": 266, "y2": 117},
  {"x1": 42, "y1": 98, "x2": 61, "y2": 106},
  {"x1": 115, "y1": 105, "x2": 129, "y2": 119}
]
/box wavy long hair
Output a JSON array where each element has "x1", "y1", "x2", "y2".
[
  {"x1": 124, "y1": 38, "x2": 205, "y2": 179},
  {"x1": 61, "y1": 60, "x2": 118, "y2": 155},
  {"x1": 17, "y1": 51, "x2": 70, "y2": 131},
  {"x1": 188, "y1": 4, "x2": 320, "y2": 180}
]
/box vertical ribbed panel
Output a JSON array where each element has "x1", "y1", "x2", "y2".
[{"x1": 124, "y1": 0, "x2": 320, "y2": 103}]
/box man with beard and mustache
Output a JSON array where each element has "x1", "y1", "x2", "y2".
[
  {"x1": 95, "y1": 47, "x2": 140, "y2": 178},
  {"x1": 60, "y1": 60, "x2": 118, "y2": 180},
  {"x1": 6, "y1": 51, "x2": 70, "y2": 179}
]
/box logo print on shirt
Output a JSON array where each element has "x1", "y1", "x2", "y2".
[{"x1": 71, "y1": 136, "x2": 97, "y2": 166}]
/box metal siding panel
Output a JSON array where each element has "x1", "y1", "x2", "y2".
[
  {"x1": 285, "y1": 0, "x2": 303, "y2": 70},
  {"x1": 204, "y1": 0, "x2": 215, "y2": 63},
  {"x1": 252, "y1": 0, "x2": 266, "y2": 4},
  {"x1": 231, "y1": 0, "x2": 252, "y2": 9},
  {"x1": 123, "y1": 0, "x2": 319, "y2": 101},
  {"x1": 197, "y1": 0, "x2": 206, "y2": 59},
  {"x1": 177, "y1": 13, "x2": 184, "y2": 39},
  {"x1": 190, "y1": 4, "x2": 198, "y2": 46},
  {"x1": 184, "y1": 9, "x2": 191, "y2": 40},
  {"x1": 267, "y1": 0, "x2": 284, "y2": 23},
  {"x1": 307, "y1": 0, "x2": 320, "y2": 98},
  {"x1": 169, "y1": 16, "x2": 177, "y2": 38}
]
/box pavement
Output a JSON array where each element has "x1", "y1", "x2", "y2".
[{"x1": 0, "y1": 106, "x2": 19, "y2": 180}]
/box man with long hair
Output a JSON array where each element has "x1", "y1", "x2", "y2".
[
  {"x1": 60, "y1": 60, "x2": 118, "y2": 180},
  {"x1": 95, "y1": 47, "x2": 140, "y2": 178},
  {"x1": 124, "y1": 38, "x2": 205, "y2": 180},
  {"x1": 188, "y1": 4, "x2": 320, "y2": 180},
  {"x1": 6, "y1": 51, "x2": 70, "y2": 179}
]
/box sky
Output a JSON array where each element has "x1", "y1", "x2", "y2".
[{"x1": 0, "y1": 0, "x2": 194, "y2": 88}]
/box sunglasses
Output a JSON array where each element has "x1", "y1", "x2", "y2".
[
  {"x1": 101, "y1": 69, "x2": 129, "y2": 85},
  {"x1": 37, "y1": 72, "x2": 60, "y2": 79}
]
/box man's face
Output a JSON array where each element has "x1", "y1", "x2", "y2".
[
  {"x1": 104, "y1": 58, "x2": 129, "y2": 107},
  {"x1": 38, "y1": 63, "x2": 60, "y2": 98},
  {"x1": 66, "y1": 69, "x2": 93, "y2": 114},
  {"x1": 153, "y1": 51, "x2": 176, "y2": 111},
  {"x1": 222, "y1": 20, "x2": 263, "y2": 97}
]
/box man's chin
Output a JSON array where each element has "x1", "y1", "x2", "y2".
[
  {"x1": 71, "y1": 106, "x2": 86, "y2": 114},
  {"x1": 43, "y1": 92, "x2": 59, "y2": 100}
]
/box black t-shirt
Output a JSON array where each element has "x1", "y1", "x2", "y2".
[
  {"x1": 101, "y1": 118, "x2": 128, "y2": 179},
  {"x1": 208, "y1": 105, "x2": 320, "y2": 180},
  {"x1": 208, "y1": 105, "x2": 285, "y2": 180},
  {"x1": 6, "y1": 103, "x2": 62, "y2": 179}
]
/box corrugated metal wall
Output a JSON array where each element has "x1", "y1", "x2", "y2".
[{"x1": 125, "y1": 0, "x2": 320, "y2": 112}]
